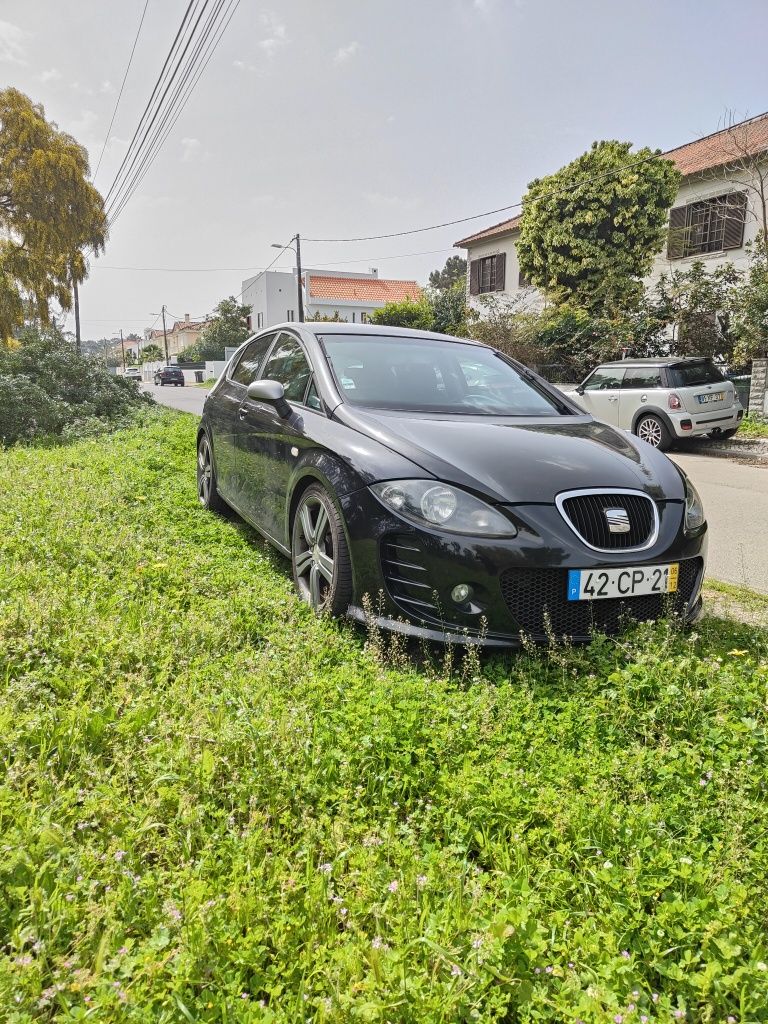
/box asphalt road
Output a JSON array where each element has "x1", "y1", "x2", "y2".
[
  {"x1": 147, "y1": 383, "x2": 768, "y2": 594},
  {"x1": 670, "y1": 452, "x2": 768, "y2": 594},
  {"x1": 143, "y1": 382, "x2": 208, "y2": 415}
]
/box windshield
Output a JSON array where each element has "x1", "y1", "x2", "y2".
[
  {"x1": 321, "y1": 334, "x2": 565, "y2": 416},
  {"x1": 670, "y1": 361, "x2": 725, "y2": 387}
]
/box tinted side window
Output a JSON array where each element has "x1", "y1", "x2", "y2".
[
  {"x1": 305, "y1": 379, "x2": 322, "y2": 411},
  {"x1": 231, "y1": 334, "x2": 275, "y2": 386},
  {"x1": 262, "y1": 333, "x2": 311, "y2": 402},
  {"x1": 622, "y1": 368, "x2": 662, "y2": 389},
  {"x1": 583, "y1": 367, "x2": 624, "y2": 391}
]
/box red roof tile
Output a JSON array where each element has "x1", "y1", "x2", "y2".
[
  {"x1": 308, "y1": 275, "x2": 421, "y2": 303},
  {"x1": 455, "y1": 114, "x2": 768, "y2": 248}
]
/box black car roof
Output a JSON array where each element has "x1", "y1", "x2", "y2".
[
  {"x1": 598, "y1": 357, "x2": 714, "y2": 368},
  {"x1": 285, "y1": 321, "x2": 485, "y2": 347}
]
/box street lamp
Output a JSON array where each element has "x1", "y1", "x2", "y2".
[{"x1": 271, "y1": 234, "x2": 304, "y2": 323}]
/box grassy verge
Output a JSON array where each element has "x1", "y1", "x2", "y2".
[
  {"x1": 195, "y1": 379, "x2": 216, "y2": 389},
  {"x1": 1, "y1": 411, "x2": 768, "y2": 1022},
  {"x1": 737, "y1": 416, "x2": 768, "y2": 439}
]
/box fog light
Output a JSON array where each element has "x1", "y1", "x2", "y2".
[
  {"x1": 681, "y1": 419, "x2": 692, "y2": 431},
  {"x1": 451, "y1": 583, "x2": 472, "y2": 603}
]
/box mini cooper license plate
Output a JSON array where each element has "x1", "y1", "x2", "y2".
[
  {"x1": 697, "y1": 392, "x2": 724, "y2": 404},
  {"x1": 567, "y1": 564, "x2": 679, "y2": 601}
]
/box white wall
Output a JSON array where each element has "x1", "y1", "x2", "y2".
[{"x1": 464, "y1": 233, "x2": 543, "y2": 313}]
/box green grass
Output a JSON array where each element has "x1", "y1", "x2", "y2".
[
  {"x1": 737, "y1": 416, "x2": 768, "y2": 439},
  {"x1": 195, "y1": 379, "x2": 216, "y2": 389},
  {"x1": 2, "y1": 410, "x2": 768, "y2": 1023}
]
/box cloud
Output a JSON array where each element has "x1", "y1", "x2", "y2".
[
  {"x1": 40, "y1": 68, "x2": 62, "y2": 84},
  {"x1": 0, "y1": 19, "x2": 28, "y2": 65},
  {"x1": 100, "y1": 80, "x2": 114, "y2": 95},
  {"x1": 181, "y1": 137, "x2": 204, "y2": 162},
  {"x1": 333, "y1": 41, "x2": 359, "y2": 65},
  {"x1": 258, "y1": 11, "x2": 287, "y2": 57},
  {"x1": 69, "y1": 109, "x2": 98, "y2": 136},
  {"x1": 233, "y1": 58, "x2": 259, "y2": 73}
]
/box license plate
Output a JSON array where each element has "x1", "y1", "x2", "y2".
[
  {"x1": 697, "y1": 392, "x2": 724, "y2": 404},
  {"x1": 567, "y1": 564, "x2": 678, "y2": 601}
]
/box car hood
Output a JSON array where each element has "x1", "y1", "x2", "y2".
[{"x1": 334, "y1": 407, "x2": 685, "y2": 504}]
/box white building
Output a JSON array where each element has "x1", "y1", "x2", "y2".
[
  {"x1": 240, "y1": 267, "x2": 421, "y2": 330},
  {"x1": 456, "y1": 113, "x2": 768, "y2": 312}
]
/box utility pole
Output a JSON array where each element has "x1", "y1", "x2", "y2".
[
  {"x1": 120, "y1": 328, "x2": 126, "y2": 371},
  {"x1": 73, "y1": 278, "x2": 81, "y2": 356},
  {"x1": 295, "y1": 233, "x2": 304, "y2": 323},
  {"x1": 161, "y1": 305, "x2": 170, "y2": 365}
]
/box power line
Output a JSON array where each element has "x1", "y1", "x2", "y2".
[
  {"x1": 304, "y1": 108, "x2": 768, "y2": 244},
  {"x1": 92, "y1": 246, "x2": 457, "y2": 273},
  {"x1": 106, "y1": 0, "x2": 217, "y2": 217},
  {"x1": 92, "y1": 0, "x2": 151, "y2": 184},
  {"x1": 108, "y1": 0, "x2": 241, "y2": 226},
  {"x1": 103, "y1": 0, "x2": 199, "y2": 209},
  {"x1": 113, "y1": 0, "x2": 241, "y2": 225}
]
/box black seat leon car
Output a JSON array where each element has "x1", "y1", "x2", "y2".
[
  {"x1": 154, "y1": 365, "x2": 185, "y2": 387},
  {"x1": 197, "y1": 323, "x2": 707, "y2": 646}
]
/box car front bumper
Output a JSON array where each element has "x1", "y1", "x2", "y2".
[{"x1": 339, "y1": 489, "x2": 707, "y2": 646}]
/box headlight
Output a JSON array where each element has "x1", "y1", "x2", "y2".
[
  {"x1": 683, "y1": 475, "x2": 705, "y2": 533},
  {"x1": 371, "y1": 480, "x2": 517, "y2": 537}
]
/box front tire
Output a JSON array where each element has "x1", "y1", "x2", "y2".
[
  {"x1": 291, "y1": 484, "x2": 353, "y2": 616},
  {"x1": 635, "y1": 414, "x2": 672, "y2": 451},
  {"x1": 197, "y1": 434, "x2": 228, "y2": 513}
]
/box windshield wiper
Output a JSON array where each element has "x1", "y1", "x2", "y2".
[{"x1": 492, "y1": 352, "x2": 574, "y2": 415}]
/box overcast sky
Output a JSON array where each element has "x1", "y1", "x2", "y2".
[{"x1": 2, "y1": 0, "x2": 767, "y2": 340}]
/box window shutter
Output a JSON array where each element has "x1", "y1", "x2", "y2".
[
  {"x1": 469, "y1": 259, "x2": 480, "y2": 296},
  {"x1": 667, "y1": 205, "x2": 687, "y2": 259},
  {"x1": 495, "y1": 252, "x2": 506, "y2": 291},
  {"x1": 722, "y1": 191, "x2": 747, "y2": 249}
]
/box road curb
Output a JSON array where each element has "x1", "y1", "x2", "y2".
[{"x1": 691, "y1": 441, "x2": 768, "y2": 465}]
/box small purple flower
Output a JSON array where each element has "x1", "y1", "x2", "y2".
[
  {"x1": 727, "y1": 1017, "x2": 736, "y2": 1023},
  {"x1": 545, "y1": 965, "x2": 553, "y2": 974},
  {"x1": 416, "y1": 875, "x2": 428, "y2": 889},
  {"x1": 451, "y1": 964, "x2": 462, "y2": 977},
  {"x1": 114, "y1": 850, "x2": 127, "y2": 862},
  {"x1": 118, "y1": 946, "x2": 128, "y2": 955},
  {"x1": 614, "y1": 1015, "x2": 623, "y2": 1024},
  {"x1": 568, "y1": 961, "x2": 575, "y2": 969},
  {"x1": 641, "y1": 1017, "x2": 648, "y2": 1023},
  {"x1": 652, "y1": 993, "x2": 659, "y2": 1003},
  {"x1": 628, "y1": 1004, "x2": 636, "y2": 1012},
  {"x1": 674, "y1": 1012, "x2": 685, "y2": 1020},
  {"x1": 534, "y1": 967, "x2": 541, "y2": 974},
  {"x1": 319, "y1": 862, "x2": 332, "y2": 874},
  {"x1": 621, "y1": 949, "x2": 630, "y2": 959},
  {"x1": 372, "y1": 936, "x2": 384, "y2": 949},
  {"x1": 387, "y1": 879, "x2": 398, "y2": 893}
]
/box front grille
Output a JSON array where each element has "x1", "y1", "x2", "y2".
[
  {"x1": 381, "y1": 535, "x2": 438, "y2": 616},
  {"x1": 558, "y1": 491, "x2": 657, "y2": 550},
  {"x1": 499, "y1": 558, "x2": 702, "y2": 639}
]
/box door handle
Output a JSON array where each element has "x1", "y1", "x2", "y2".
[
  {"x1": 608, "y1": 395, "x2": 618, "y2": 402},
  {"x1": 238, "y1": 407, "x2": 248, "y2": 421}
]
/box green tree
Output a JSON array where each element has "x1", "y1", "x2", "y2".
[
  {"x1": 0, "y1": 88, "x2": 107, "y2": 339},
  {"x1": 516, "y1": 140, "x2": 680, "y2": 313},
  {"x1": 140, "y1": 343, "x2": 163, "y2": 363},
  {"x1": 185, "y1": 297, "x2": 251, "y2": 361},
  {"x1": 429, "y1": 281, "x2": 468, "y2": 336},
  {"x1": 650, "y1": 260, "x2": 742, "y2": 362},
  {"x1": 733, "y1": 235, "x2": 768, "y2": 363},
  {"x1": 306, "y1": 310, "x2": 348, "y2": 322},
  {"x1": 369, "y1": 297, "x2": 432, "y2": 331},
  {"x1": 428, "y1": 255, "x2": 467, "y2": 291}
]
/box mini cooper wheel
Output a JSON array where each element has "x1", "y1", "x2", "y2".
[
  {"x1": 635, "y1": 414, "x2": 671, "y2": 451},
  {"x1": 291, "y1": 485, "x2": 352, "y2": 616},
  {"x1": 197, "y1": 434, "x2": 227, "y2": 513}
]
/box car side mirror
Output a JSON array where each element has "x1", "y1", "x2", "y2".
[
  {"x1": 575, "y1": 385, "x2": 585, "y2": 395},
  {"x1": 246, "y1": 379, "x2": 291, "y2": 418}
]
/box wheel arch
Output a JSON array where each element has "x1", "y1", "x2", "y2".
[{"x1": 631, "y1": 405, "x2": 675, "y2": 435}]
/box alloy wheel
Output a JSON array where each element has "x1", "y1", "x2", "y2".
[
  {"x1": 197, "y1": 438, "x2": 213, "y2": 506},
  {"x1": 293, "y1": 494, "x2": 335, "y2": 610},
  {"x1": 637, "y1": 417, "x2": 663, "y2": 447}
]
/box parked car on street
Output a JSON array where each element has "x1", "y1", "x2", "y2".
[
  {"x1": 197, "y1": 324, "x2": 707, "y2": 646},
  {"x1": 123, "y1": 366, "x2": 142, "y2": 381},
  {"x1": 571, "y1": 357, "x2": 743, "y2": 450},
  {"x1": 154, "y1": 365, "x2": 185, "y2": 387}
]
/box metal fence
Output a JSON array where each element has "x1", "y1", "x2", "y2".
[{"x1": 533, "y1": 364, "x2": 585, "y2": 385}]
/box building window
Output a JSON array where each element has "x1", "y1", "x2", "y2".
[
  {"x1": 667, "y1": 191, "x2": 747, "y2": 259},
  {"x1": 518, "y1": 269, "x2": 531, "y2": 288},
  {"x1": 469, "y1": 253, "x2": 506, "y2": 295},
  {"x1": 257, "y1": 312, "x2": 264, "y2": 329},
  {"x1": 287, "y1": 309, "x2": 295, "y2": 322},
  {"x1": 351, "y1": 312, "x2": 356, "y2": 323},
  {"x1": 361, "y1": 312, "x2": 368, "y2": 323}
]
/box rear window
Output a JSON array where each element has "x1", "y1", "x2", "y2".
[{"x1": 669, "y1": 362, "x2": 725, "y2": 387}]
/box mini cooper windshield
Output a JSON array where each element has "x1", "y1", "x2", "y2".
[{"x1": 322, "y1": 334, "x2": 565, "y2": 416}]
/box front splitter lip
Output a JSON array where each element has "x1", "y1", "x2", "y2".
[{"x1": 346, "y1": 593, "x2": 705, "y2": 648}]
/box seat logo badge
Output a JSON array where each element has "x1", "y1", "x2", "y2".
[{"x1": 605, "y1": 508, "x2": 631, "y2": 534}]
